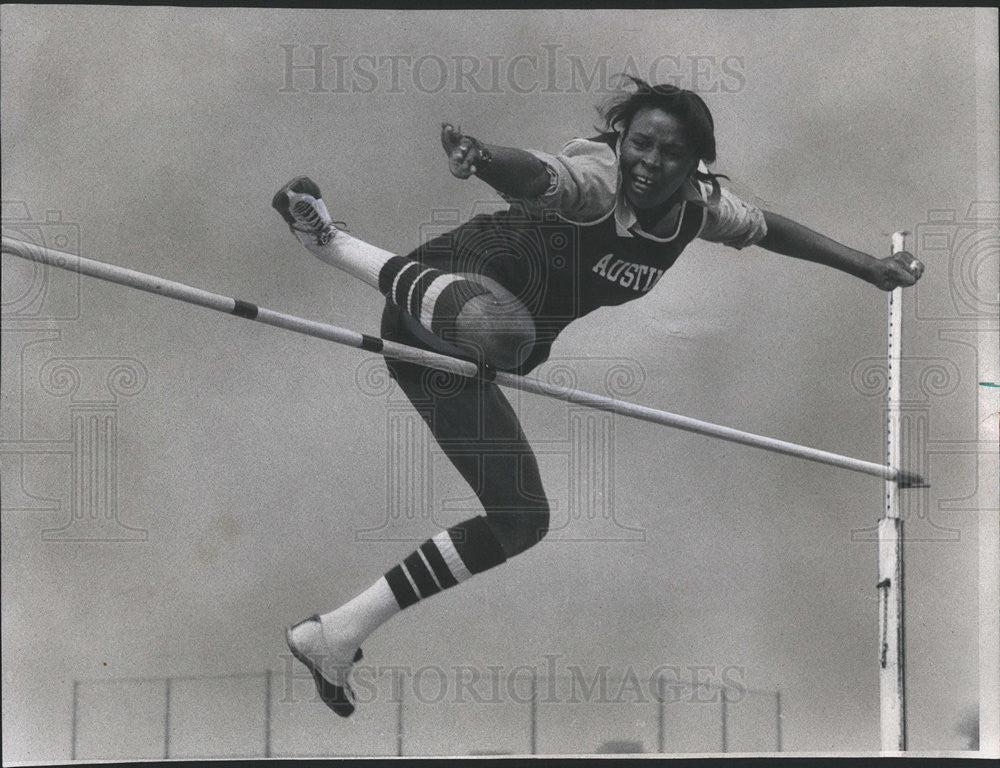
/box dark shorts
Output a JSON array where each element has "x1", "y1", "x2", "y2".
[{"x1": 398, "y1": 210, "x2": 579, "y2": 376}]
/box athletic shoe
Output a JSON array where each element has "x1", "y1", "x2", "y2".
[
  {"x1": 271, "y1": 177, "x2": 343, "y2": 246},
  {"x1": 285, "y1": 614, "x2": 363, "y2": 718}
]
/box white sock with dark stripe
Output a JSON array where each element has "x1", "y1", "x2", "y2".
[
  {"x1": 316, "y1": 516, "x2": 508, "y2": 651},
  {"x1": 292, "y1": 229, "x2": 393, "y2": 288},
  {"x1": 376, "y1": 256, "x2": 491, "y2": 339},
  {"x1": 295, "y1": 231, "x2": 491, "y2": 341}
]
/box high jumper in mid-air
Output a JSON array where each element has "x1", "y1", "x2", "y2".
[{"x1": 271, "y1": 75, "x2": 924, "y2": 717}]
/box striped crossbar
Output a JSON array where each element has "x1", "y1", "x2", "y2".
[{"x1": 1, "y1": 235, "x2": 925, "y2": 486}]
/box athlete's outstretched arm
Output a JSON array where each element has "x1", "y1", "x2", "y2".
[
  {"x1": 758, "y1": 211, "x2": 924, "y2": 291},
  {"x1": 440, "y1": 123, "x2": 551, "y2": 200}
]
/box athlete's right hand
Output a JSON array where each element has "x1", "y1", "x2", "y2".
[
  {"x1": 441, "y1": 123, "x2": 484, "y2": 179},
  {"x1": 869, "y1": 251, "x2": 926, "y2": 291}
]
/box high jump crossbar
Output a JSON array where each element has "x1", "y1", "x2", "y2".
[{"x1": 1, "y1": 234, "x2": 925, "y2": 487}]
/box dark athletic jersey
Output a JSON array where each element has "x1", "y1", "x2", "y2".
[
  {"x1": 406, "y1": 134, "x2": 709, "y2": 374},
  {"x1": 407, "y1": 202, "x2": 704, "y2": 375}
]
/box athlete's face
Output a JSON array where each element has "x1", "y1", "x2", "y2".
[{"x1": 620, "y1": 107, "x2": 699, "y2": 211}]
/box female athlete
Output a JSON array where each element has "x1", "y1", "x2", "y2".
[{"x1": 271, "y1": 76, "x2": 924, "y2": 716}]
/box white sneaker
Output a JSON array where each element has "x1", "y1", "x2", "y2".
[
  {"x1": 285, "y1": 614, "x2": 363, "y2": 718},
  {"x1": 271, "y1": 176, "x2": 340, "y2": 246}
]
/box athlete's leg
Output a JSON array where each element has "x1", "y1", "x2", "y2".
[
  {"x1": 286, "y1": 302, "x2": 549, "y2": 717},
  {"x1": 272, "y1": 177, "x2": 535, "y2": 370},
  {"x1": 379, "y1": 303, "x2": 551, "y2": 559}
]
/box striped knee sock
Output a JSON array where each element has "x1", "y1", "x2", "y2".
[
  {"x1": 297, "y1": 229, "x2": 491, "y2": 340},
  {"x1": 377, "y1": 256, "x2": 491, "y2": 338},
  {"x1": 319, "y1": 517, "x2": 508, "y2": 648},
  {"x1": 385, "y1": 516, "x2": 507, "y2": 609}
]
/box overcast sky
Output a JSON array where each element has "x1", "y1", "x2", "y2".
[{"x1": 2, "y1": 6, "x2": 997, "y2": 761}]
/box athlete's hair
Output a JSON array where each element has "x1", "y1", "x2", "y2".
[{"x1": 597, "y1": 74, "x2": 727, "y2": 203}]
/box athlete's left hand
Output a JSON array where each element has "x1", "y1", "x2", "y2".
[
  {"x1": 441, "y1": 123, "x2": 486, "y2": 179},
  {"x1": 870, "y1": 251, "x2": 925, "y2": 291}
]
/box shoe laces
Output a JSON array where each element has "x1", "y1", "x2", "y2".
[{"x1": 290, "y1": 199, "x2": 348, "y2": 245}]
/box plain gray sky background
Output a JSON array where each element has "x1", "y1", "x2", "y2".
[{"x1": 2, "y1": 6, "x2": 997, "y2": 760}]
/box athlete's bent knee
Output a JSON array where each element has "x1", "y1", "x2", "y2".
[
  {"x1": 486, "y1": 506, "x2": 550, "y2": 558},
  {"x1": 455, "y1": 295, "x2": 536, "y2": 371}
]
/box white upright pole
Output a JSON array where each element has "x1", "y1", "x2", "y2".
[{"x1": 878, "y1": 231, "x2": 908, "y2": 752}]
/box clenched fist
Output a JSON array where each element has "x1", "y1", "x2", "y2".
[
  {"x1": 441, "y1": 123, "x2": 489, "y2": 179},
  {"x1": 870, "y1": 251, "x2": 925, "y2": 291}
]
